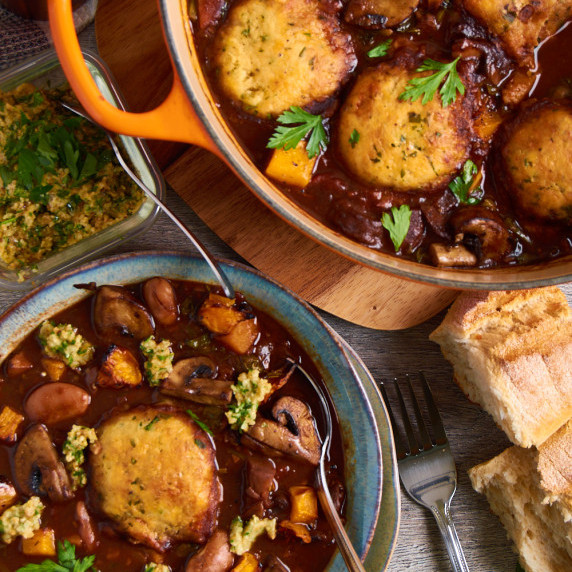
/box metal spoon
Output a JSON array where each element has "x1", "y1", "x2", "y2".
[
  {"x1": 61, "y1": 103, "x2": 235, "y2": 299},
  {"x1": 286, "y1": 358, "x2": 367, "y2": 572}
]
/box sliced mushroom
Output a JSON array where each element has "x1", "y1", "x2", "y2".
[
  {"x1": 248, "y1": 456, "x2": 276, "y2": 503},
  {"x1": 429, "y1": 243, "x2": 478, "y2": 267},
  {"x1": 243, "y1": 397, "x2": 321, "y2": 466},
  {"x1": 449, "y1": 206, "x2": 511, "y2": 263},
  {"x1": 185, "y1": 529, "x2": 234, "y2": 572},
  {"x1": 143, "y1": 277, "x2": 179, "y2": 326},
  {"x1": 160, "y1": 357, "x2": 232, "y2": 406},
  {"x1": 93, "y1": 285, "x2": 154, "y2": 342},
  {"x1": 14, "y1": 424, "x2": 72, "y2": 502},
  {"x1": 75, "y1": 500, "x2": 99, "y2": 551}
]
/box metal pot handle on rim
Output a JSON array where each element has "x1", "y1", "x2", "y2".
[{"x1": 47, "y1": 0, "x2": 221, "y2": 156}]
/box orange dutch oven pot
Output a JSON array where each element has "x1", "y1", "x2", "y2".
[{"x1": 47, "y1": 0, "x2": 572, "y2": 290}]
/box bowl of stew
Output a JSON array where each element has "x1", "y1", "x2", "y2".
[
  {"x1": 0, "y1": 251, "x2": 399, "y2": 571},
  {"x1": 47, "y1": 1, "x2": 572, "y2": 289},
  {"x1": 0, "y1": 49, "x2": 165, "y2": 292}
]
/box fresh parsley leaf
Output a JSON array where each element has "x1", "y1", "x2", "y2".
[
  {"x1": 186, "y1": 409, "x2": 214, "y2": 435},
  {"x1": 0, "y1": 165, "x2": 13, "y2": 187},
  {"x1": 367, "y1": 39, "x2": 392, "y2": 58},
  {"x1": 267, "y1": 106, "x2": 328, "y2": 158},
  {"x1": 15, "y1": 540, "x2": 96, "y2": 572},
  {"x1": 144, "y1": 415, "x2": 160, "y2": 431},
  {"x1": 29, "y1": 184, "x2": 53, "y2": 206},
  {"x1": 382, "y1": 205, "x2": 412, "y2": 251},
  {"x1": 63, "y1": 117, "x2": 83, "y2": 130},
  {"x1": 399, "y1": 57, "x2": 465, "y2": 107},
  {"x1": 18, "y1": 148, "x2": 44, "y2": 190},
  {"x1": 63, "y1": 139, "x2": 79, "y2": 180},
  {"x1": 79, "y1": 153, "x2": 98, "y2": 181},
  {"x1": 349, "y1": 129, "x2": 360, "y2": 148},
  {"x1": 448, "y1": 159, "x2": 481, "y2": 204},
  {"x1": 37, "y1": 132, "x2": 58, "y2": 169}
]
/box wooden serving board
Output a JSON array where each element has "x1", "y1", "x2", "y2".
[{"x1": 94, "y1": 0, "x2": 458, "y2": 329}]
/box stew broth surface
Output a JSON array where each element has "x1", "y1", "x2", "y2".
[
  {"x1": 0, "y1": 279, "x2": 345, "y2": 571},
  {"x1": 191, "y1": 1, "x2": 572, "y2": 269}
]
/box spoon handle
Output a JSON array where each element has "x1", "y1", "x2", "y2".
[
  {"x1": 108, "y1": 137, "x2": 236, "y2": 299},
  {"x1": 61, "y1": 103, "x2": 235, "y2": 299},
  {"x1": 317, "y1": 458, "x2": 367, "y2": 572}
]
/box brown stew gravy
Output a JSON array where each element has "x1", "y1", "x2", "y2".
[
  {"x1": 192, "y1": 1, "x2": 572, "y2": 268},
  {"x1": 0, "y1": 279, "x2": 344, "y2": 571}
]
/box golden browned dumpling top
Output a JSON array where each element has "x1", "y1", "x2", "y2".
[
  {"x1": 462, "y1": 0, "x2": 572, "y2": 67},
  {"x1": 90, "y1": 405, "x2": 220, "y2": 552},
  {"x1": 337, "y1": 63, "x2": 471, "y2": 191},
  {"x1": 212, "y1": 0, "x2": 356, "y2": 117},
  {"x1": 500, "y1": 101, "x2": 572, "y2": 223}
]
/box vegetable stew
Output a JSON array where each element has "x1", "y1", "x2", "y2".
[
  {"x1": 190, "y1": 0, "x2": 572, "y2": 269},
  {"x1": 0, "y1": 278, "x2": 345, "y2": 571}
]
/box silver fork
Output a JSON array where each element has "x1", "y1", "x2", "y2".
[{"x1": 378, "y1": 374, "x2": 469, "y2": 572}]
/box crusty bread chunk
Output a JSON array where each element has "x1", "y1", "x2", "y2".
[
  {"x1": 469, "y1": 421, "x2": 572, "y2": 572},
  {"x1": 430, "y1": 287, "x2": 572, "y2": 448}
]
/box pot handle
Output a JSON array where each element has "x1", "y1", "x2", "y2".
[{"x1": 48, "y1": 0, "x2": 221, "y2": 157}]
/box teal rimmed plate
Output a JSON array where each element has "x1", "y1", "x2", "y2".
[{"x1": 0, "y1": 251, "x2": 399, "y2": 570}]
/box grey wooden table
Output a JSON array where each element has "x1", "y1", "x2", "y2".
[{"x1": 3, "y1": 186, "x2": 567, "y2": 571}]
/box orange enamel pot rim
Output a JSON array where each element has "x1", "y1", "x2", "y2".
[{"x1": 48, "y1": 0, "x2": 572, "y2": 290}]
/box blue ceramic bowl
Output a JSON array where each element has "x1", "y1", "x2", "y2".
[{"x1": 0, "y1": 251, "x2": 399, "y2": 570}]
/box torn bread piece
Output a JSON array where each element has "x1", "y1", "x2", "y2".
[
  {"x1": 469, "y1": 420, "x2": 572, "y2": 572},
  {"x1": 430, "y1": 287, "x2": 572, "y2": 448}
]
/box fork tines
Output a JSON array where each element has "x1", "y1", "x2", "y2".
[{"x1": 378, "y1": 373, "x2": 447, "y2": 460}]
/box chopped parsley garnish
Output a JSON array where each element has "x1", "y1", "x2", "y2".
[
  {"x1": 367, "y1": 39, "x2": 392, "y2": 58},
  {"x1": 267, "y1": 106, "x2": 328, "y2": 158},
  {"x1": 15, "y1": 539, "x2": 96, "y2": 571},
  {"x1": 399, "y1": 57, "x2": 465, "y2": 108},
  {"x1": 382, "y1": 205, "x2": 412, "y2": 251},
  {"x1": 448, "y1": 160, "x2": 482, "y2": 205},
  {"x1": 143, "y1": 416, "x2": 160, "y2": 431},
  {"x1": 186, "y1": 409, "x2": 213, "y2": 435},
  {"x1": 194, "y1": 438, "x2": 206, "y2": 449},
  {"x1": 349, "y1": 129, "x2": 360, "y2": 148},
  {"x1": 4, "y1": 110, "x2": 109, "y2": 199}
]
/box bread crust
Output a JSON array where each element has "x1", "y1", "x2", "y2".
[
  {"x1": 430, "y1": 287, "x2": 572, "y2": 447},
  {"x1": 469, "y1": 441, "x2": 572, "y2": 572}
]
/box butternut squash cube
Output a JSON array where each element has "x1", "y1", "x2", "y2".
[
  {"x1": 0, "y1": 406, "x2": 24, "y2": 444},
  {"x1": 289, "y1": 485, "x2": 318, "y2": 524},
  {"x1": 41, "y1": 357, "x2": 66, "y2": 381},
  {"x1": 5, "y1": 351, "x2": 33, "y2": 377},
  {"x1": 280, "y1": 520, "x2": 312, "y2": 543},
  {"x1": 265, "y1": 143, "x2": 317, "y2": 188},
  {"x1": 218, "y1": 318, "x2": 259, "y2": 355},
  {"x1": 96, "y1": 346, "x2": 143, "y2": 388},
  {"x1": 198, "y1": 294, "x2": 242, "y2": 335},
  {"x1": 231, "y1": 552, "x2": 259, "y2": 572},
  {"x1": 21, "y1": 527, "x2": 56, "y2": 557}
]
